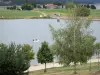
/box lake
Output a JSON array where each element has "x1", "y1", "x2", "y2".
[{"x1": 0, "y1": 19, "x2": 100, "y2": 65}]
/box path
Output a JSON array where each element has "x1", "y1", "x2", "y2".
[{"x1": 25, "y1": 58, "x2": 99, "y2": 72}]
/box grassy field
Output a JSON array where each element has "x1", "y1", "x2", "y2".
[
  {"x1": 0, "y1": 10, "x2": 42, "y2": 19},
  {"x1": 0, "y1": 8, "x2": 100, "y2": 19},
  {"x1": 29, "y1": 63, "x2": 100, "y2": 75}
]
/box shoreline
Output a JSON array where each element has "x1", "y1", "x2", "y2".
[
  {"x1": 0, "y1": 17, "x2": 100, "y2": 21},
  {"x1": 26, "y1": 58, "x2": 99, "y2": 72}
]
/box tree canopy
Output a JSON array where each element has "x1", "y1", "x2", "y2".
[
  {"x1": 49, "y1": 15, "x2": 96, "y2": 73},
  {"x1": 37, "y1": 41, "x2": 53, "y2": 72},
  {"x1": 0, "y1": 43, "x2": 34, "y2": 75}
]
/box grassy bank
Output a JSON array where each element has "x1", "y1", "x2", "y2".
[
  {"x1": 0, "y1": 10, "x2": 42, "y2": 19},
  {"x1": 29, "y1": 63, "x2": 100, "y2": 75},
  {"x1": 0, "y1": 9, "x2": 100, "y2": 19}
]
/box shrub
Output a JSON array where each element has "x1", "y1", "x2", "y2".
[
  {"x1": 75, "y1": 7, "x2": 90, "y2": 17},
  {"x1": 91, "y1": 5, "x2": 96, "y2": 9},
  {"x1": 0, "y1": 43, "x2": 34, "y2": 75},
  {"x1": 21, "y1": 4, "x2": 34, "y2": 10}
]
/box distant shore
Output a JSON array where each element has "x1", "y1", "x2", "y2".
[{"x1": 0, "y1": 16, "x2": 100, "y2": 21}]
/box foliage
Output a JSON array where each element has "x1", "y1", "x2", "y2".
[
  {"x1": 49, "y1": 14, "x2": 96, "y2": 73},
  {"x1": 37, "y1": 41, "x2": 53, "y2": 72},
  {"x1": 95, "y1": 42, "x2": 100, "y2": 50},
  {"x1": 0, "y1": 43, "x2": 34, "y2": 75},
  {"x1": 6, "y1": 5, "x2": 17, "y2": 10},
  {"x1": 32, "y1": 3, "x2": 36, "y2": 8},
  {"x1": 22, "y1": 44, "x2": 35, "y2": 61},
  {"x1": 66, "y1": 2, "x2": 75, "y2": 9},
  {"x1": 21, "y1": 3, "x2": 34, "y2": 10},
  {"x1": 43, "y1": 5, "x2": 47, "y2": 9},
  {"x1": 91, "y1": 5, "x2": 96, "y2": 9},
  {"x1": 86, "y1": 4, "x2": 90, "y2": 8},
  {"x1": 75, "y1": 7, "x2": 90, "y2": 17},
  {"x1": 94, "y1": 42, "x2": 100, "y2": 65},
  {"x1": 53, "y1": 2, "x2": 63, "y2": 6}
]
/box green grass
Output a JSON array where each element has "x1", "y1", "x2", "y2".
[
  {"x1": 1, "y1": 8, "x2": 100, "y2": 19},
  {"x1": 39, "y1": 9, "x2": 100, "y2": 17},
  {"x1": 0, "y1": 10, "x2": 42, "y2": 18},
  {"x1": 29, "y1": 63, "x2": 100, "y2": 75},
  {"x1": 90, "y1": 9, "x2": 100, "y2": 17}
]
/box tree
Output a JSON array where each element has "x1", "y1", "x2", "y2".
[
  {"x1": 91, "y1": 5, "x2": 96, "y2": 9},
  {"x1": 86, "y1": 4, "x2": 90, "y2": 8},
  {"x1": 75, "y1": 7, "x2": 90, "y2": 17},
  {"x1": 0, "y1": 43, "x2": 34, "y2": 75},
  {"x1": 22, "y1": 44, "x2": 35, "y2": 61},
  {"x1": 21, "y1": 3, "x2": 34, "y2": 10},
  {"x1": 37, "y1": 41, "x2": 53, "y2": 72},
  {"x1": 49, "y1": 13, "x2": 96, "y2": 73},
  {"x1": 53, "y1": 2, "x2": 62, "y2": 6},
  {"x1": 66, "y1": 2, "x2": 75, "y2": 9},
  {"x1": 94, "y1": 42, "x2": 100, "y2": 65},
  {"x1": 43, "y1": 5, "x2": 47, "y2": 9}
]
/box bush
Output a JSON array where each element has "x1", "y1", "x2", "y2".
[
  {"x1": 21, "y1": 4, "x2": 34, "y2": 10},
  {"x1": 0, "y1": 43, "x2": 34, "y2": 75},
  {"x1": 75, "y1": 7, "x2": 90, "y2": 17},
  {"x1": 91, "y1": 5, "x2": 96, "y2": 9}
]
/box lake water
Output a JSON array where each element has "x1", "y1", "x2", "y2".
[{"x1": 0, "y1": 19, "x2": 100, "y2": 65}]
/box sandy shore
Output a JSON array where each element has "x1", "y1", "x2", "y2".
[{"x1": 25, "y1": 58, "x2": 99, "y2": 72}]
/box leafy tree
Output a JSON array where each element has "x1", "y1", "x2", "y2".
[
  {"x1": 21, "y1": 3, "x2": 34, "y2": 10},
  {"x1": 0, "y1": 43, "x2": 34, "y2": 75},
  {"x1": 53, "y1": 2, "x2": 62, "y2": 6},
  {"x1": 94, "y1": 42, "x2": 100, "y2": 65},
  {"x1": 49, "y1": 14, "x2": 96, "y2": 73},
  {"x1": 75, "y1": 7, "x2": 90, "y2": 17},
  {"x1": 86, "y1": 4, "x2": 90, "y2": 8},
  {"x1": 43, "y1": 5, "x2": 47, "y2": 9},
  {"x1": 37, "y1": 41, "x2": 53, "y2": 72},
  {"x1": 66, "y1": 2, "x2": 75, "y2": 9},
  {"x1": 12, "y1": 5, "x2": 17, "y2": 9},
  {"x1": 22, "y1": 44, "x2": 35, "y2": 61},
  {"x1": 32, "y1": 2, "x2": 36, "y2": 8},
  {"x1": 91, "y1": 5, "x2": 96, "y2": 9},
  {"x1": 6, "y1": 5, "x2": 17, "y2": 10}
]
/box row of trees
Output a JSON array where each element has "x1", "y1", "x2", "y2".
[
  {"x1": 0, "y1": 41, "x2": 53, "y2": 74},
  {"x1": 82, "y1": 4, "x2": 96, "y2": 9},
  {"x1": 66, "y1": 2, "x2": 96, "y2": 9}
]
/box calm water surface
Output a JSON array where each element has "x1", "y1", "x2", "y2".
[{"x1": 0, "y1": 19, "x2": 100, "y2": 65}]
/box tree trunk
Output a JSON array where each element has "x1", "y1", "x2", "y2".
[
  {"x1": 74, "y1": 62, "x2": 77, "y2": 74},
  {"x1": 44, "y1": 63, "x2": 47, "y2": 72},
  {"x1": 89, "y1": 59, "x2": 91, "y2": 71},
  {"x1": 98, "y1": 53, "x2": 99, "y2": 65}
]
